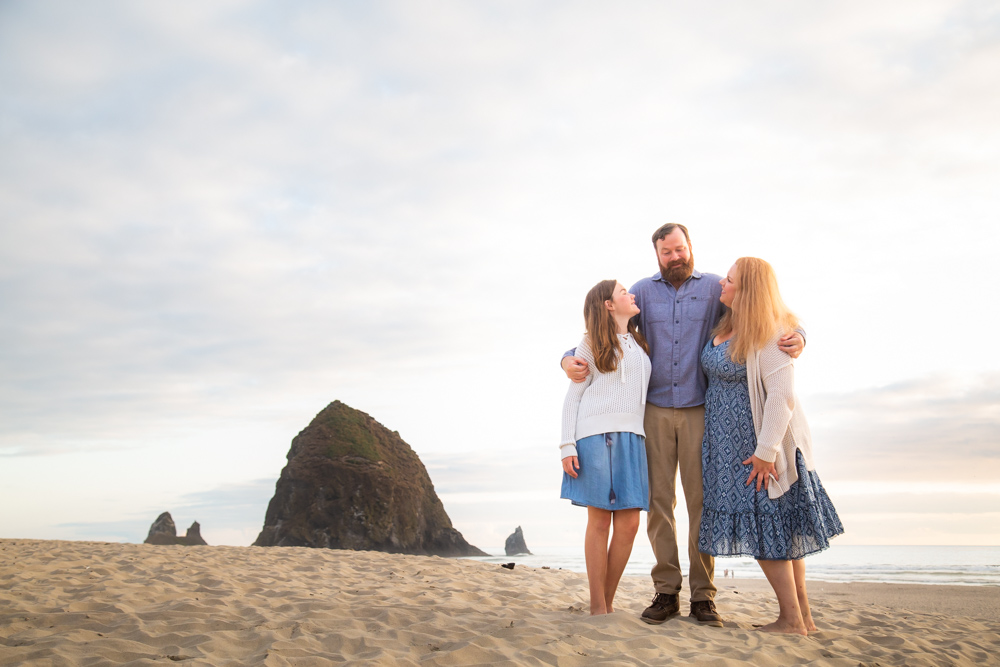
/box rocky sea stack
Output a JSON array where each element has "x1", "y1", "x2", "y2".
[
  {"x1": 254, "y1": 400, "x2": 486, "y2": 556},
  {"x1": 144, "y1": 512, "x2": 208, "y2": 546},
  {"x1": 505, "y1": 526, "x2": 531, "y2": 556}
]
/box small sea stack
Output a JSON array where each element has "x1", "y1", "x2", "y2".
[
  {"x1": 505, "y1": 526, "x2": 532, "y2": 556},
  {"x1": 144, "y1": 512, "x2": 208, "y2": 546},
  {"x1": 254, "y1": 400, "x2": 486, "y2": 557}
]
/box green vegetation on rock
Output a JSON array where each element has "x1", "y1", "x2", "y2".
[{"x1": 321, "y1": 404, "x2": 381, "y2": 461}]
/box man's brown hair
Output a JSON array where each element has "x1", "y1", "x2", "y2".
[{"x1": 651, "y1": 223, "x2": 690, "y2": 246}]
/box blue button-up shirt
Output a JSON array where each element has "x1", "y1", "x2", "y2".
[
  {"x1": 564, "y1": 269, "x2": 725, "y2": 409},
  {"x1": 631, "y1": 269, "x2": 724, "y2": 409}
]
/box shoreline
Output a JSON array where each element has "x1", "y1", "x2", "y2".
[
  {"x1": 716, "y1": 578, "x2": 1000, "y2": 623},
  {"x1": 465, "y1": 544, "x2": 1000, "y2": 588},
  {"x1": 2, "y1": 539, "x2": 998, "y2": 665}
]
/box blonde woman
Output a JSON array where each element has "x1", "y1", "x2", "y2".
[
  {"x1": 561, "y1": 279, "x2": 652, "y2": 615},
  {"x1": 699, "y1": 258, "x2": 843, "y2": 634}
]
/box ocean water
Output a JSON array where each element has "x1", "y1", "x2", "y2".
[{"x1": 465, "y1": 545, "x2": 1000, "y2": 587}]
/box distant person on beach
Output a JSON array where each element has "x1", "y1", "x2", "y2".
[
  {"x1": 562, "y1": 224, "x2": 805, "y2": 627},
  {"x1": 698, "y1": 257, "x2": 843, "y2": 634},
  {"x1": 560, "y1": 280, "x2": 652, "y2": 615}
]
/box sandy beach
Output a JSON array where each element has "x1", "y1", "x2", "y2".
[{"x1": 1, "y1": 539, "x2": 997, "y2": 666}]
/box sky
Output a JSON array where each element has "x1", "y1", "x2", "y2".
[{"x1": 2, "y1": 1, "x2": 999, "y2": 552}]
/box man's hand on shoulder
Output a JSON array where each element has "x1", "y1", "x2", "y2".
[
  {"x1": 778, "y1": 332, "x2": 805, "y2": 359},
  {"x1": 561, "y1": 356, "x2": 590, "y2": 383}
]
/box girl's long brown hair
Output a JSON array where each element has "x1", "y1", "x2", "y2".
[
  {"x1": 713, "y1": 258, "x2": 799, "y2": 364},
  {"x1": 583, "y1": 279, "x2": 649, "y2": 373}
]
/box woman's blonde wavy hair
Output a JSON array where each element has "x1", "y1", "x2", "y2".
[
  {"x1": 713, "y1": 257, "x2": 799, "y2": 364},
  {"x1": 583, "y1": 279, "x2": 649, "y2": 373}
]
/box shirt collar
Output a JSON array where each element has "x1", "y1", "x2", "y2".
[{"x1": 653, "y1": 268, "x2": 703, "y2": 283}]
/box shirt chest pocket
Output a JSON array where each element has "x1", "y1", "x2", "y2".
[
  {"x1": 685, "y1": 295, "x2": 713, "y2": 321},
  {"x1": 644, "y1": 302, "x2": 672, "y2": 323}
]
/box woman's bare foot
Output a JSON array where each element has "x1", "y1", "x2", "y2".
[
  {"x1": 791, "y1": 559, "x2": 815, "y2": 631},
  {"x1": 756, "y1": 619, "x2": 808, "y2": 635}
]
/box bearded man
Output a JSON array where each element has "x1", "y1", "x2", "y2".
[{"x1": 561, "y1": 223, "x2": 804, "y2": 626}]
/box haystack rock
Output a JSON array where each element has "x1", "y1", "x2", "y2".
[
  {"x1": 505, "y1": 526, "x2": 532, "y2": 556},
  {"x1": 254, "y1": 400, "x2": 486, "y2": 556},
  {"x1": 144, "y1": 512, "x2": 209, "y2": 546}
]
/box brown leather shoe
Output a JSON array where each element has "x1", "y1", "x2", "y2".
[
  {"x1": 690, "y1": 599, "x2": 723, "y2": 627},
  {"x1": 641, "y1": 592, "x2": 680, "y2": 624}
]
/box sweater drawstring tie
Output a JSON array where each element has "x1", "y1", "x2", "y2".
[
  {"x1": 620, "y1": 334, "x2": 628, "y2": 384},
  {"x1": 606, "y1": 433, "x2": 616, "y2": 505}
]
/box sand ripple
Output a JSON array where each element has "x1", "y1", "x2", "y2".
[{"x1": 1, "y1": 539, "x2": 998, "y2": 665}]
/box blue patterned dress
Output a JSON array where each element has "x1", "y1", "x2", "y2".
[{"x1": 698, "y1": 340, "x2": 843, "y2": 560}]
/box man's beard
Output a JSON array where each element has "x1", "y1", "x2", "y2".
[{"x1": 660, "y1": 253, "x2": 694, "y2": 284}]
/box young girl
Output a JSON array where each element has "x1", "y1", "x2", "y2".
[
  {"x1": 561, "y1": 279, "x2": 652, "y2": 615},
  {"x1": 699, "y1": 258, "x2": 843, "y2": 634}
]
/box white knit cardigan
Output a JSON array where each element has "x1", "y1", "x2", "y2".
[
  {"x1": 560, "y1": 334, "x2": 651, "y2": 459},
  {"x1": 746, "y1": 336, "x2": 816, "y2": 499}
]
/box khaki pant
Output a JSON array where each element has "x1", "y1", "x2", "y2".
[{"x1": 644, "y1": 403, "x2": 716, "y2": 601}]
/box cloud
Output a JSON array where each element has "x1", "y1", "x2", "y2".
[
  {"x1": 423, "y1": 448, "x2": 556, "y2": 495},
  {"x1": 806, "y1": 374, "x2": 1000, "y2": 481},
  {"x1": 175, "y1": 477, "x2": 276, "y2": 524},
  {"x1": 54, "y1": 518, "x2": 152, "y2": 543},
  {"x1": 827, "y1": 489, "x2": 1000, "y2": 515},
  {"x1": 2, "y1": 2, "x2": 1000, "y2": 547},
  {"x1": 169, "y1": 478, "x2": 278, "y2": 545},
  {"x1": 54, "y1": 478, "x2": 277, "y2": 545}
]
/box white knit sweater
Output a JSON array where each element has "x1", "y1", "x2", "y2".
[
  {"x1": 560, "y1": 334, "x2": 652, "y2": 459},
  {"x1": 746, "y1": 336, "x2": 816, "y2": 499}
]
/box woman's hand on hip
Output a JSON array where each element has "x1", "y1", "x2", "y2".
[
  {"x1": 742, "y1": 455, "x2": 776, "y2": 491},
  {"x1": 562, "y1": 456, "x2": 580, "y2": 478}
]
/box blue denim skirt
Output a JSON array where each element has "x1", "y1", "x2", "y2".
[{"x1": 561, "y1": 431, "x2": 649, "y2": 511}]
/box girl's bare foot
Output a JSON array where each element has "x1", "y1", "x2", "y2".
[
  {"x1": 801, "y1": 615, "x2": 818, "y2": 633},
  {"x1": 756, "y1": 619, "x2": 808, "y2": 635}
]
